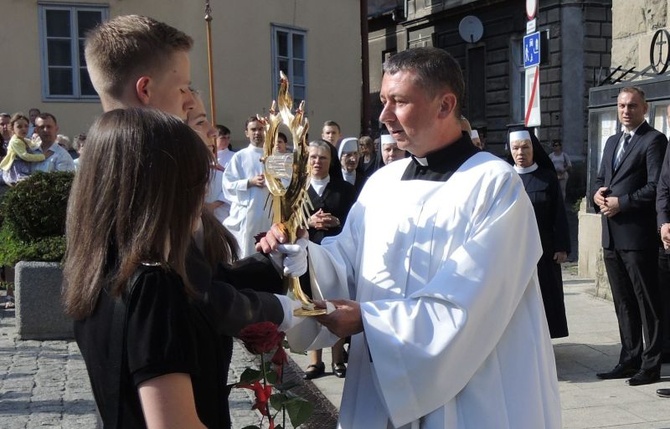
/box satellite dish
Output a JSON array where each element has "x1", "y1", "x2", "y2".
[{"x1": 458, "y1": 16, "x2": 484, "y2": 44}]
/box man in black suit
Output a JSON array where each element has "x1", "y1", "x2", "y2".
[
  {"x1": 593, "y1": 86, "x2": 668, "y2": 386},
  {"x1": 656, "y1": 104, "x2": 670, "y2": 398}
]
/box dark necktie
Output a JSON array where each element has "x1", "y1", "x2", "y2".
[{"x1": 614, "y1": 133, "x2": 631, "y2": 169}]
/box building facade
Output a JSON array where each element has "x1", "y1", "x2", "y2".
[
  {"x1": 367, "y1": 0, "x2": 612, "y2": 202},
  {"x1": 0, "y1": 0, "x2": 362, "y2": 147}
]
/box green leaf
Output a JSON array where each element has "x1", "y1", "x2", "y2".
[
  {"x1": 0, "y1": 171, "x2": 73, "y2": 265},
  {"x1": 270, "y1": 392, "x2": 290, "y2": 410},
  {"x1": 284, "y1": 396, "x2": 314, "y2": 428},
  {"x1": 266, "y1": 369, "x2": 279, "y2": 385},
  {"x1": 270, "y1": 393, "x2": 315, "y2": 426},
  {"x1": 238, "y1": 368, "x2": 262, "y2": 384}
]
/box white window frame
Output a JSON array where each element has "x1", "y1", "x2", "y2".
[
  {"x1": 271, "y1": 25, "x2": 307, "y2": 107},
  {"x1": 38, "y1": 3, "x2": 108, "y2": 101},
  {"x1": 509, "y1": 34, "x2": 525, "y2": 124}
]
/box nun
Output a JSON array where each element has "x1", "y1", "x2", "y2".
[
  {"x1": 339, "y1": 137, "x2": 366, "y2": 196},
  {"x1": 509, "y1": 129, "x2": 571, "y2": 338},
  {"x1": 379, "y1": 133, "x2": 407, "y2": 165}
]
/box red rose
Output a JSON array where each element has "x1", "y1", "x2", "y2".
[
  {"x1": 238, "y1": 381, "x2": 273, "y2": 416},
  {"x1": 238, "y1": 322, "x2": 285, "y2": 355}
]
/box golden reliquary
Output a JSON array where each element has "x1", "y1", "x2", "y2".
[{"x1": 260, "y1": 72, "x2": 326, "y2": 317}]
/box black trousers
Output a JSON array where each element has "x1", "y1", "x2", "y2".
[
  {"x1": 604, "y1": 247, "x2": 662, "y2": 370},
  {"x1": 657, "y1": 249, "x2": 670, "y2": 359}
]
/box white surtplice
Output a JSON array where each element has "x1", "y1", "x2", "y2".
[
  {"x1": 287, "y1": 152, "x2": 562, "y2": 429},
  {"x1": 222, "y1": 144, "x2": 271, "y2": 257}
]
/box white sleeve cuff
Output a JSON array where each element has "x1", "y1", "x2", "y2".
[{"x1": 275, "y1": 294, "x2": 303, "y2": 331}]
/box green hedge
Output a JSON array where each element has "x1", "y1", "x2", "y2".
[{"x1": 0, "y1": 172, "x2": 74, "y2": 266}]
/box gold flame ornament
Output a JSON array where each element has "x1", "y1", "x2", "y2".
[{"x1": 260, "y1": 72, "x2": 325, "y2": 316}]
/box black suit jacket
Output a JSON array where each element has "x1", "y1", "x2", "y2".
[
  {"x1": 593, "y1": 121, "x2": 667, "y2": 250},
  {"x1": 656, "y1": 134, "x2": 670, "y2": 227},
  {"x1": 184, "y1": 245, "x2": 284, "y2": 429}
]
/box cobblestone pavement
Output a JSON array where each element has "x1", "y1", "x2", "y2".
[{"x1": 0, "y1": 295, "x2": 337, "y2": 428}]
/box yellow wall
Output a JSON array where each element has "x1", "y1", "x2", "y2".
[{"x1": 0, "y1": 0, "x2": 361, "y2": 146}]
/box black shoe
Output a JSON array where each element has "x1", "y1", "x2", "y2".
[
  {"x1": 303, "y1": 362, "x2": 325, "y2": 380},
  {"x1": 332, "y1": 362, "x2": 346, "y2": 378},
  {"x1": 627, "y1": 369, "x2": 660, "y2": 386},
  {"x1": 657, "y1": 388, "x2": 670, "y2": 398},
  {"x1": 596, "y1": 364, "x2": 638, "y2": 380}
]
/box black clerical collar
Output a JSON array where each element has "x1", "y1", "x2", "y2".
[{"x1": 401, "y1": 132, "x2": 480, "y2": 182}]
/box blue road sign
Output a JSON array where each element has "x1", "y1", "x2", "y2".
[{"x1": 523, "y1": 32, "x2": 541, "y2": 68}]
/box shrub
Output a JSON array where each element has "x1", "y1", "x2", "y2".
[{"x1": 0, "y1": 172, "x2": 74, "y2": 266}]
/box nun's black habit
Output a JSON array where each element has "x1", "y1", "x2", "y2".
[{"x1": 509, "y1": 128, "x2": 570, "y2": 338}]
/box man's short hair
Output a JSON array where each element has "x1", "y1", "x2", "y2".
[
  {"x1": 620, "y1": 86, "x2": 646, "y2": 101},
  {"x1": 85, "y1": 15, "x2": 193, "y2": 100},
  {"x1": 383, "y1": 47, "x2": 465, "y2": 116},
  {"x1": 0, "y1": 113, "x2": 10, "y2": 120},
  {"x1": 322, "y1": 120, "x2": 341, "y2": 132},
  {"x1": 36, "y1": 112, "x2": 58, "y2": 124},
  {"x1": 244, "y1": 116, "x2": 261, "y2": 129}
]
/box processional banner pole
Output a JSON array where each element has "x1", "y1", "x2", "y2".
[{"x1": 204, "y1": 0, "x2": 216, "y2": 125}]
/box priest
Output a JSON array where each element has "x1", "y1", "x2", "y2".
[{"x1": 260, "y1": 47, "x2": 561, "y2": 429}]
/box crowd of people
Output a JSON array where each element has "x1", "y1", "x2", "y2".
[
  {"x1": 11, "y1": 10, "x2": 670, "y2": 429},
  {"x1": 0, "y1": 110, "x2": 78, "y2": 187},
  {"x1": 0, "y1": 109, "x2": 79, "y2": 308}
]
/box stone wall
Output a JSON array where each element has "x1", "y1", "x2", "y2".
[
  {"x1": 530, "y1": 1, "x2": 611, "y2": 204},
  {"x1": 612, "y1": 1, "x2": 669, "y2": 70},
  {"x1": 427, "y1": 1, "x2": 524, "y2": 149}
]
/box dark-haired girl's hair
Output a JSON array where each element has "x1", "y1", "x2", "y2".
[{"x1": 64, "y1": 108, "x2": 211, "y2": 319}]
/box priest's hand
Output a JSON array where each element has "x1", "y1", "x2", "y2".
[
  {"x1": 256, "y1": 223, "x2": 308, "y2": 253},
  {"x1": 277, "y1": 238, "x2": 308, "y2": 277},
  {"x1": 314, "y1": 299, "x2": 363, "y2": 338}
]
